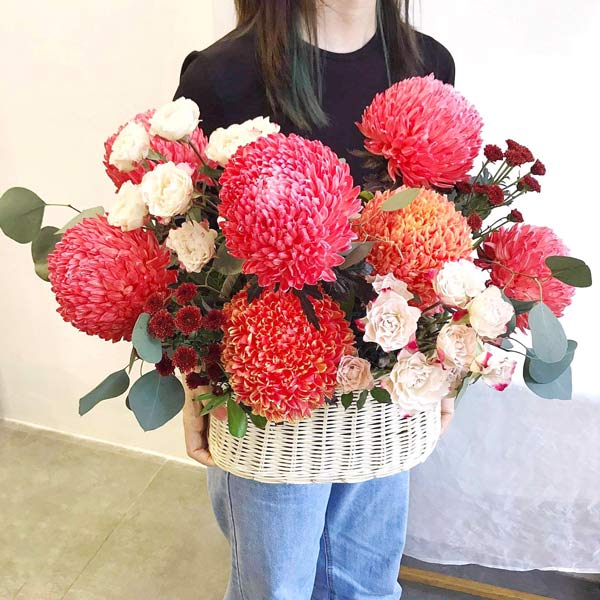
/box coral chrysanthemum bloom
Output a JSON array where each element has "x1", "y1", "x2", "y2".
[
  {"x1": 357, "y1": 75, "x2": 483, "y2": 188},
  {"x1": 354, "y1": 187, "x2": 473, "y2": 306},
  {"x1": 479, "y1": 225, "x2": 574, "y2": 330},
  {"x1": 221, "y1": 289, "x2": 355, "y2": 422},
  {"x1": 47, "y1": 216, "x2": 176, "y2": 342},
  {"x1": 218, "y1": 133, "x2": 361, "y2": 291},
  {"x1": 103, "y1": 109, "x2": 211, "y2": 190}
]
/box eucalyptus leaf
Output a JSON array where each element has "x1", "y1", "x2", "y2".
[
  {"x1": 340, "y1": 242, "x2": 374, "y2": 269},
  {"x1": 380, "y1": 188, "x2": 421, "y2": 212},
  {"x1": 341, "y1": 392, "x2": 354, "y2": 409},
  {"x1": 200, "y1": 164, "x2": 222, "y2": 179},
  {"x1": 132, "y1": 313, "x2": 163, "y2": 363},
  {"x1": 529, "y1": 302, "x2": 568, "y2": 363},
  {"x1": 147, "y1": 148, "x2": 167, "y2": 161},
  {"x1": 526, "y1": 341, "x2": 577, "y2": 384},
  {"x1": 509, "y1": 298, "x2": 537, "y2": 315},
  {"x1": 524, "y1": 364, "x2": 572, "y2": 400},
  {"x1": 79, "y1": 369, "x2": 130, "y2": 415},
  {"x1": 56, "y1": 206, "x2": 104, "y2": 234},
  {"x1": 0, "y1": 187, "x2": 46, "y2": 243},
  {"x1": 128, "y1": 370, "x2": 185, "y2": 431},
  {"x1": 249, "y1": 413, "x2": 268, "y2": 429},
  {"x1": 500, "y1": 338, "x2": 513, "y2": 350},
  {"x1": 227, "y1": 399, "x2": 248, "y2": 438},
  {"x1": 545, "y1": 256, "x2": 592, "y2": 288},
  {"x1": 213, "y1": 243, "x2": 244, "y2": 275},
  {"x1": 370, "y1": 387, "x2": 392, "y2": 403},
  {"x1": 31, "y1": 226, "x2": 62, "y2": 281}
]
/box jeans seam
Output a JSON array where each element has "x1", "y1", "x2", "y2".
[
  {"x1": 226, "y1": 472, "x2": 246, "y2": 600},
  {"x1": 323, "y1": 521, "x2": 336, "y2": 600}
]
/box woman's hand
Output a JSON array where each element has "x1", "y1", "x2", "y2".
[
  {"x1": 440, "y1": 395, "x2": 455, "y2": 436},
  {"x1": 183, "y1": 381, "x2": 216, "y2": 466}
]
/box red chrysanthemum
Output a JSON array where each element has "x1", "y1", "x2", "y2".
[
  {"x1": 530, "y1": 159, "x2": 546, "y2": 176},
  {"x1": 172, "y1": 346, "x2": 198, "y2": 373},
  {"x1": 144, "y1": 291, "x2": 169, "y2": 315},
  {"x1": 354, "y1": 187, "x2": 473, "y2": 306},
  {"x1": 473, "y1": 184, "x2": 489, "y2": 195},
  {"x1": 487, "y1": 185, "x2": 505, "y2": 206},
  {"x1": 205, "y1": 342, "x2": 222, "y2": 363},
  {"x1": 47, "y1": 216, "x2": 176, "y2": 342},
  {"x1": 174, "y1": 305, "x2": 203, "y2": 335},
  {"x1": 103, "y1": 109, "x2": 213, "y2": 190},
  {"x1": 508, "y1": 209, "x2": 524, "y2": 223},
  {"x1": 357, "y1": 74, "x2": 483, "y2": 188},
  {"x1": 221, "y1": 289, "x2": 355, "y2": 422},
  {"x1": 148, "y1": 309, "x2": 176, "y2": 340},
  {"x1": 517, "y1": 174, "x2": 541, "y2": 193},
  {"x1": 203, "y1": 309, "x2": 224, "y2": 331},
  {"x1": 206, "y1": 362, "x2": 224, "y2": 382},
  {"x1": 186, "y1": 372, "x2": 210, "y2": 389},
  {"x1": 456, "y1": 180, "x2": 472, "y2": 194},
  {"x1": 175, "y1": 282, "x2": 198, "y2": 304},
  {"x1": 484, "y1": 144, "x2": 504, "y2": 162},
  {"x1": 480, "y1": 225, "x2": 574, "y2": 330},
  {"x1": 156, "y1": 353, "x2": 175, "y2": 377},
  {"x1": 218, "y1": 133, "x2": 360, "y2": 291},
  {"x1": 467, "y1": 213, "x2": 483, "y2": 231}
]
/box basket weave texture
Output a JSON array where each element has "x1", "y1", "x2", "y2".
[{"x1": 208, "y1": 392, "x2": 441, "y2": 484}]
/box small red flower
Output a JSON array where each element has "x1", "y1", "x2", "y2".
[
  {"x1": 148, "y1": 309, "x2": 175, "y2": 340},
  {"x1": 175, "y1": 283, "x2": 198, "y2": 304},
  {"x1": 144, "y1": 291, "x2": 168, "y2": 315},
  {"x1": 205, "y1": 342, "x2": 222, "y2": 363},
  {"x1": 504, "y1": 140, "x2": 534, "y2": 167},
  {"x1": 172, "y1": 346, "x2": 198, "y2": 373},
  {"x1": 455, "y1": 180, "x2": 473, "y2": 194},
  {"x1": 186, "y1": 372, "x2": 210, "y2": 389},
  {"x1": 508, "y1": 208, "x2": 524, "y2": 223},
  {"x1": 203, "y1": 309, "x2": 224, "y2": 331},
  {"x1": 206, "y1": 362, "x2": 223, "y2": 381},
  {"x1": 212, "y1": 385, "x2": 225, "y2": 396},
  {"x1": 530, "y1": 159, "x2": 546, "y2": 176},
  {"x1": 487, "y1": 185, "x2": 505, "y2": 206},
  {"x1": 473, "y1": 184, "x2": 489, "y2": 195},
  {"x1": 174, "y1": 305, "x2": 203, "y2": 335},
  {"x1": 467, "y1": 213, "x2": 483, "y2": 231},
  {"x1": 155, "y1": 353, "x2": 174, "y2": 376},
  {"x1": 517, "y1": 174, "x2": 541, "y2": 193},
  {"x1": 506, "y1": 139, "x2": 534, "y2": 162},
  {"x1": 484, "y1": 144, "x2": 504, "y2": 162}
]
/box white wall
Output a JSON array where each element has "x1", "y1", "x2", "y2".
[{"x1": 1, "y1": 1, "x2": 598, "y2": 460}]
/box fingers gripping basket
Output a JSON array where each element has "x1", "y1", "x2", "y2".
[{"x1": 208, "y1": 392, "x2": 441, "y2": 484}]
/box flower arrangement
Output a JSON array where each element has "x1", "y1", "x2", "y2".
[{"x1": 0, "y1": 76, "x2": 591, "y2": 438}]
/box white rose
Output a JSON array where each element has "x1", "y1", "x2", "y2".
[
  {"x1": 433, "y1": 259, "x2": 489, "y2": 308},
  {"x1": 107, "y1": 182, "x2": 148, "y2": 231},
  {"x1": 109, "y1": 121, "x2": 150, "y2": 172},
  {"x1": 140, "y1": 162, "x2": 194, "y2": 218},
  {"x1": 166, "y1": 221, "x2": 218, "y2": 273},
  {"x1": 363, "y1": 291, "x2": 421, "y2": 352},
  {"x1": 471, "y1": 350, "x2": 517, "y2": 391},
  {"x1": 436, "y1": 324, "x2": 479, "y2": 371},
  {"x1": 468, "y1": 285, "x2": 515, "y2": 339},
  {"x1": 205, "y1": 116, "x2": 280, "y2": 166},
  {"x1": 336, "y1": 355, "x2": 375, "y2": 393},
  {"x1": 149, "y1": 97, "x2": 200, "y2": 141},
  {"x1": 382, "y1": 350, "x2": 451, "y2": 415},
  {"x1": 370, "y1": 273, "x2": 413, "y2": 301}
]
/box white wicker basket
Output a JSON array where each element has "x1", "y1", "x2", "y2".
[{"x1": 208, "y1": 393, "x2": 441, "y2": 484}]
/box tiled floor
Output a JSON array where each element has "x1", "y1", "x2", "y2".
[{"x1": 1, "y1": 420, "x2": 598, "y2": 600}]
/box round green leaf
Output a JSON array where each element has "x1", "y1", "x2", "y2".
[
  {"x1": 56, "y1": 206, "x2": 104, "y2": 234},
  {"x1": 79, "y1": 369, "x2": 130, "y2": 415},
  {"x1": 0, "y1": 187, "x2": 46, "y2": 243},
  {"x1": 132, "y1": 313, "x2": 163, "y2": 363},
  {"x1": 524, "y1": 364, "x2": 572, "y2": 400},
  {"x1": 128, "y1": 370, "x2": 185, "y2": 431},
  {"x1": 227, "y1": 399, "x2": 248, "y2": 438},
  {"x1": 545, "y1": 256, "x2": 592, "y2": 288},
  {"x1": 380, "y1": 188, "x2": 421, "y2": 212},
  {"x1": 529, "y1": 302, "x2": 568, "y2": 363},
  {"x1": 526, "y1": 341, "x2": 577, "y2": 384},
  {"x1": 31, "y1": 226, "x2": 62, "y2": 281}
]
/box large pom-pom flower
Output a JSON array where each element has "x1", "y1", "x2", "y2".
[
  {"x1": 104, "y1": 109, "x2": 211, "y2": 190},
  {"x1": 221, "y1": 289, "x2": 355, "y2": 422},
  {"x1": 47, "y1": 216, "x2": 176, "y2": 342},
  {"x1": 357, "y1": 75, "x2": 483, "y2": 188},
  {"x1": 218, "y1": 133, "x2": 361, "y2": 291},
  {"x1": 479, "y1": 225, "x2": 574, "y2": 330},
  {"x1": 354, "y1": 187, "x2": 473, "y2": 306}
]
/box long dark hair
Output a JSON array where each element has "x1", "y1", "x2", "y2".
[{"x1": 234, "y1": 0, "x2": 422, "y2": 131}]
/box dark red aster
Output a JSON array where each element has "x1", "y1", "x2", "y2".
[
  {"x1": 487, "y1": 185, "x2": 505, "y2": 206},
  {"x1": 517, "y1": 174, "x2": 541, "y2": 193},
  {"x1": 455, "y1": 180, "x2": 473, "y2": 194},
  {"x1": 144, "y1": 291, "x2": 168, "y2": 315},
  {"x1": 148, "y1": 309, "x2": 176, "y2": 340},
  {"x1": 467, "y1": 213, "x2": 483, "y2": 231},
  {"x1": 530, "y1": 159, "x2": 546, "y2": 176},
  {"x1": 505, "y1": 140, "x2": 534, "y2": 166},
  {"x1": 175, "y1": 283, "x2": 198, "y2": 304},
  {"x1": 155, "y1": 353, "x2": 174, "y2": 376},
  {"x1": 172, "y1": 346, "x2": 198, "y2": 373},
  {"x1": 174, "y1": 305, "x2": 203, "y2": 335},
  {"x1": 203, "y1": 309, "x2": 224, "y2": 331},
  {"x1": 206, "y1": 361, "x2": 223, "y2": 381},
  {"x1": 186, "y1": 372, "x2": 210, "y2": 389},
  {"x1": 508, "y1": 209, "x2": 524, "y2": 223},
  {"x1": 473, "y1": 184, "x2": 489, "y2": 195},
  {"x1": 205, "y1": 342, "x2": 222, "y2": 363},
  {"x1": 484, "y1": 144, "x2": 504, "y2": 162}
]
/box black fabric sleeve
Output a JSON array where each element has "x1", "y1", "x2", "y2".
[
  {"x1": 417, "y1": 32, "x2": 456, "y2": 86},
  {"x1": 172, "y1": 50, "x2": 225, "y2": 137}
]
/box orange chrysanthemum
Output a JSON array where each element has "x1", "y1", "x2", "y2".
[
  {"x1": 354, "y1": 188, "x2": 473, "y2": 306},
  {"x1": 221, "y1": 289, "x2": 355, "y2": 422}
]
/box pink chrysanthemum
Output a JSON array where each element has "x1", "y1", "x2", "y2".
[
  {"x1": 357, "y1": 75, "x2": 483, "y2": 188},
  {"x1": 103, "y1": 109, "x2": 212, "y2": 190},
  {"x1": 218, "y1": 133, "x2": 361, "y2": 291},
  {"x1": 354, "y1": 187, "x2": 473, "y2": 307},
  {"x1": 47, "y1": 216, "x2": 176, "y2": 342},
  {"x1": 480, "y1": 225, "x2": 574, "y2": 330},
  {"x1": 221, "y1": 289, "x2": 356, "y2": 422}
]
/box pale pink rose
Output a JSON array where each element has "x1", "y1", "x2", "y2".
[
  {"x1": 382, "y1": 350, "x2": 451, "y2": 415},
  {"x1": 436, "y1": 323, "x2": 479, "y2": 371},
  {"x1": 467, "y1": 285, "x2": 514, "y2": 339},
  {"x1": 363, "y1": 291, "x2": 421, "y2": 352},
  {"x1": 433, "y1": 259, "x2": 488, "y2": 308},
  {"x1": 369, "y1": 273, "x2": 413, "y2": 300},
  {"x1": 471, "y1": 350, "x2": 516, "y2": 391},
  {"x1": 336, "y1": 355, "x2": 375, "y2": 393}
]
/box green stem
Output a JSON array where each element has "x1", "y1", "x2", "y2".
[{"x1": 46, "y1": 203, "x2": 81, "y2": 213}]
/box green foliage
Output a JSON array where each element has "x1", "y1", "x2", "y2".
[
  {"x1": 529, "y1": 302, "x2": 568, "y2": 363},
  {"x1": 79, "y1": 369, "x2": 130, "y2": 416},
  {"x1": 31, "y1": 226, "x2": 62, "y2": 281},
  {"x1": 370, "y1": 387, "x2": 392, "y2": 403},
  {"x1": 356, "y1": 390, "x2": 369, "y2": 410},
  {"x1": 199, "y1": 394, "x2": 228, "y2": 416},
  {"x1": 524, "y1": 363, "x2": 572, "y2": 400},
  {"x1": 341, "y1": 392, "x2": 354, "y2": 409},
  {"x1": 525, "y1": 341, "x2": 577, "y2": 384},
  {"x1": 380, "y1": 188, "x2": 421, "y2": 212},
  {"x1": 0, "y1": 187, "x2": 46, "y2": 243},
  {"x1": 213, "y1": 243, "x2": 244, "y2": 275},
  {"x1": 359, "y1": 190, "x2": 374, "y2": 202},
  {"x1": 508, "y1": 298, "x2": 537, "y2": 315},
  {"x1": 132, "y1": 313, "x2": 163, "y2": 363},
  {"x1": 249, "y1": 413, "x2": 268, "y2": 429},
  {"x1": 147, "y1": 148, "x2": 167, "y2": 161},
  {"x1": 227, "y1": 398, "x2": 248, "y2": 438},
  {"x1": 340, "y1": 242, "x2": 374, "y2": 269},
  {"x1": 545, "y1": 256, "x2": 592, "y2": 288},
  {"x1": 128, "y1": 370, "x2": 185, "y2": 431},
  {"x1": 56, "y1": 206, "x2": 104, "y2": 234}
]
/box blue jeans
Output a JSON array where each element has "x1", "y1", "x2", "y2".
[{"x1": 207, "y1": 467, "x2": 410, "y2": 600}]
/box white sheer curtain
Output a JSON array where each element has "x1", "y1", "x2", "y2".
[{"x1": 405, "y1": 382, "x2": 600, "y2": 572}]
